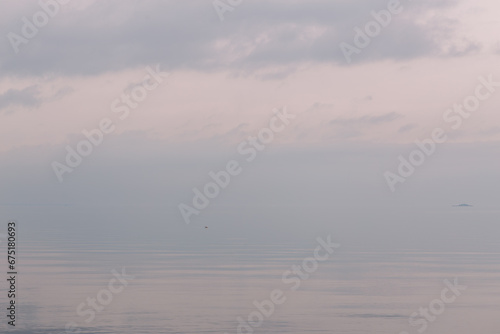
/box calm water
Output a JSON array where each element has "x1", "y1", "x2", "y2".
[{"x1": 3, "y1": 236, "x2": 500, "y2": 334}]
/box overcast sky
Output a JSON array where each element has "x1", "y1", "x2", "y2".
[{"x1": 1, "y1": 0, "x2": 499, "y2": 250}]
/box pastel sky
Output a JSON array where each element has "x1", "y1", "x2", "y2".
[
  {"x1": 1, "y1": 0, "x2": 499, "y2": 249},
  {"x1": 2, "y1": 0, "x2": 500, "y2": 150}
]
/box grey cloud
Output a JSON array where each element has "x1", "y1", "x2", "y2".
[
  {"x1": 352, "y1": 95, "x2": 373, "y2": 104},
  {"x1": 255, "y1": 66, "x2": 298, "y2": 81},
  {"x1": 493, "y1": 42, "x2": 500, "y2": 54},
  {"x1": 328, "y1": 127, "x2": 363, "y2": 140},
  {"x1": 306, "y1": 102, "x2": 335, "y2": 112},
  {"x1": 217, "y1": 122, "x2": 250, "y2": 140},
  {"x1": 398, "y1": 123, "x2": 418, "y2": 133},
  {"x1": 0, "y1": 0, "x2": 475, "y2": 77},
  {"x1": 345, "y1": 313, "x2": 407, "y2": 319},
  {"x1": 47, "y1": 86, "x2": 74, "y2": 102},
  {"x1": 445, "y1": 39, "x2": 481, "y2": 56},
  {"x1": 0, "y1": 85, "x2": 41, "y2": 112},
  {"x1": 477, "y1": 126, "x2": 500, "y2": 137},
  {"x1": 330, "y1": 112, "x2": 402, "y2": 126}
]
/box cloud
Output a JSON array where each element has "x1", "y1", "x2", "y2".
[
  {"x1": 307, "y1": 102, "x2": 335, "y2": 112},
  {"x1": 493, "y1": 42, "x2": 500, "y2": 55},
  {"x1": 359, "y1": 96, "x2": 373, "y2": 102},
  {"x1": 330, "y1": 112, "x2": 402, "y2": 126},
  {"x1": 0, "y1": 0, "x2": 477, "y2": 77},
  {"x1": 0, "y1": 85, "x2": 41, "y2": 112},
  {"x1": 398, "y1": 123, "x2": 418, "y2": 133},
  {"x1": 46, "y1": 86, "x2": 74, "y2": 102},
  {"x1": 477, "y1": 126, "x2": 500, "y2": 137},
  {"x1": 254, "y1": 66, "x2": 298, "y2": 81}
]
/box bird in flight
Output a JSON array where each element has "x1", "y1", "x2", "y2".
[{"x1": 205, "y1": 226, "x2": 208, "y2": 229}]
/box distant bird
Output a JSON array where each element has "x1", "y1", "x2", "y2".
[
  {"x1": 205, "y1": 226, "x2": 208, "y2": 229},
  {"x1": 453, "y1": 204, "x2": 473, "y2": 207}
]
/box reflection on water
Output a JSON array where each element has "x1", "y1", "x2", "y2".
[{"x1": 3, "y1": 238, "x2": 500, "y2": 334}]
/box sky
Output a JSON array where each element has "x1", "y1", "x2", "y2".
[{"x1": 1, "y1": 0, "x2": 499, "y2": 250}]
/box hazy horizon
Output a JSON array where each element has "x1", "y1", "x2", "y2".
[{"x1": 1, "y1": 0, "x2": 499, "y2": 333}]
